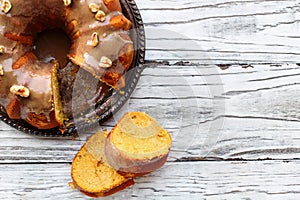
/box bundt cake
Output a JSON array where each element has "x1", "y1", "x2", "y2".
[
  {"x1": 71, "y1": 131, "x2": 134, "y2": 197},
  {"x1": 0, "y1": 0, "x2": 134, "y2": 129},
  {"x1": 105, "y1": 112, "x2": 172, "y2": 174}
]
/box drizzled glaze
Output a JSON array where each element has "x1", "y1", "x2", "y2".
[
  {"x1": 0, "y1": 61, "x2": 53, "y2": 120},
  {"x1": 0, "y1": 0, "x2": 133, "y2": 129},
  {"x1": 68, "y1": 0, "x2": 133, "y2": 88}
]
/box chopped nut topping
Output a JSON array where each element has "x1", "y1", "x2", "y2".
[
  {"x1": 0, "y1": 45, "x2": 5, "y2": 54},
  {"x1": 1, "y1": 0, "x2": 12, "y2": 14},
  {"x1": 63, "y1": 0, "x2": 71, "y2": 6},
  {"x1": 88, "y1": 32, "x2": 99, "y2": 47},
  {"x1": 0, "y1": 65, "x2": 3, "y2": 76},
  {"x1": 99, "y1": 56, "x2": 112, "y2": 68},
  {"x1": 89, "y1": 3, "x2": 99, "y2": 13},
  {"x1": 10, "y1": 85, "x2": 30, "y2": 98},
  {"x1": 95, "y1": 10, "x2": 106, "y2": 22}
]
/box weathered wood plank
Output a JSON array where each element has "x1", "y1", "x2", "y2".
[
  {"x1": 0, "y1": 161, "x2": 300, "y2": 199},
  {"x1": 1, "y1": 117, "x2": 299, "y2": 162},
  {"x1": 1, "y1": 64, "x2": 300, "y2": 162},
  {"x1": 0, "y1": 1, "x2": 298, "y2": 199},
  {"x1": 134, "y1": 0, "x2": 300, "y2": 63}
]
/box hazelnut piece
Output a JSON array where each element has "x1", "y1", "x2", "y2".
[
  {"x1": 89, "y1": 3, "x2": 99, "y2": 13},
  {"x1": 88, "y1": 32, "x2": 99, "y2": 47},
  {"x1": 63, "y1": 0, "x2": 71, "y2": 6},
  {"x1": 0, "y1": 65, "x2": 3, "y2": 76},
  {"x1": 10, "y1": 85, "x2": 30, "y2": 98},
  {"x1": 95, "y1": 10, "x2": 106, "y2": 22},
  {"x1": 99, "y1": 56, "x2": 112, "y2": 68},
  {"x1": 0, "y1": 45, "x2": 5, "y2": 54},
  {"x1": 1, "y1": 0, "x2": 12, "y2": 14}
]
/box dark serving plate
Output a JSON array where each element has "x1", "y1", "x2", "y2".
[{"x1": 0, "y1": 0, "x2": 145, "y2": 137}]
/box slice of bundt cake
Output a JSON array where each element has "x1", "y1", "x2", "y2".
[
  {"x1": 71, "y1": 113, "x2": 172, "y2": 197},
  {"x1": 105, "y1": 112, "x2": 172, "y2": 174},
  {"x1": 71, "y1": 131, "x2": 134, "y2": 197}
]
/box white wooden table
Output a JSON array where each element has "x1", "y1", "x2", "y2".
[{"x1": 1, "y1": 0, "x2": 300, "y2": 199}]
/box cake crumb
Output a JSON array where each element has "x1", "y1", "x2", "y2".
[{"x1": 68, "y1": 182, "x2": 76, "y2": 190}]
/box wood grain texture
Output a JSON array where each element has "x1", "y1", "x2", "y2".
[
  {"x1": 0, "y1": 161, "x2": 300, "y2": 199},
  {"x1": 1, "y1": 64, "x2": 299, "y2": 163},
  {"x1": 1, "y1": 0, "x2": 300, "y2": 198},
  {"x1": 135, "y1": 0, "x2": 300, "y2": 63}
]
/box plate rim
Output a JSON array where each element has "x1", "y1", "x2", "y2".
[{"x1": 0, "y1": 0, "x2": 145, "y2": 137}]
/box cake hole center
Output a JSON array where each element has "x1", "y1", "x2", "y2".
[{"x1": 34, "y1": 28, "x2": 71, "y2": 67}]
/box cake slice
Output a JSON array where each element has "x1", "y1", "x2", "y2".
[
  {"x1": 51, "y1": 61, "x2": 68, "y2": 128},
  {"x1": 105, "y1": 112, "x2": 172, "y2": 174},
  {"x1": 71, "y1": 131, "x2": 134, "y2": 197}
]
